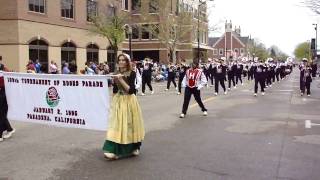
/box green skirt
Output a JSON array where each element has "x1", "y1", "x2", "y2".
[{"x1": 103, "y1": 140, "x2": 142, "y2": 157}]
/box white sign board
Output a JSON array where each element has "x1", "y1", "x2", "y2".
[{"x1": 3, "y1": 72, "x2": 110, "y2": 131}]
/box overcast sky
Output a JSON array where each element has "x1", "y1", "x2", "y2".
[{"x1": 207, "y1": 0, "x2": 319, "y2": 56}]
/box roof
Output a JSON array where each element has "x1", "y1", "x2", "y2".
[
  {"x1": 239, "y1": 36, "x2": 250, "y2": 44},
  {"x1": 208, "y1": 37, "x2": 220, "y2": 47},
  {"x1": 209, "y1": 32, "x2": 251, "y2": 48}
]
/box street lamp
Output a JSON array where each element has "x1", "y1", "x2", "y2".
[
  {"x1": 128, "y1": 26, "x2": 133, "y2": 60},
  {"x1": 124, "y1": 24, "x2": 133, "y2": 60},
  {"x1": 307, "y1": 40, "x2": 311, "y2": 59},
  {"x1": 197, "y1": 0, "x2": 213, "y2": 63},
  {"x1": 312, "y1": 23, "x2": 317, "y2": 58}
]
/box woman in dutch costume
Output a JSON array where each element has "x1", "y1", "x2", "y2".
[{"x1": 103, "y1": 54, "x2": 145, "y2": 160}]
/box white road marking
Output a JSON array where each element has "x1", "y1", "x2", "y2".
[
  {"x1": 305, "y1": 120, "x2": 320, "y2": 129},
  {"x1": 275, "y1": 90, "x2": 293, "y2": 92}
]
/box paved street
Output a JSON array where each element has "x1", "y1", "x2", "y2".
[{"x1": 1, "y1": 69, "x2": 320, "y2": 180}]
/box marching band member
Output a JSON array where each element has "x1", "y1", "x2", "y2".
[
  {"x1": 275, "y1": 61, "x2": 281, "y2": 82},
  {"x1": 141, "y1": 59, "x2": 154, "y2": 96},
  {"x1": 248, "y1": 61, "x2": 255, "y2": 81},
  {"x1": 208, "y1": 61, "x2": 215, "y2": 87},
  {"x1": 235, "y1": 60, "x2": 244, "y2": 86},
  {"x1": 227, "y1": 61, "x2": 236, "y2": 90},
  {"x1": 132, "y1": 61, "x2": 142, "y2": 95},
  {"x1": 180, "y1": 61, "x2": 207, "y2": 118},
  {"x1": 253, "y1": 61, "x2": 266, "y2": 96},
  {"x1": 311, "y1": 60, "x2": 317, "y2": 78},
  {"x1": 177, "y1": 63, "x2": 187, "y2": 95},
  {"x1": 270, "y1": 62, "x2": 276, "y2": 84},
  {"x1": 214, "y1": 60, "x2": 227, "y2": 95},
  {"x1": 265, "y1": 63, "x2": 272, "y2": 88},
  {"x1": 280, "y1": 61, "x2": 286, "y2": 80},
  {"x1": 165, "y1": 63, "x2": 178, "y2": 91},
  {"x1": 299, "y1": 59, "x2": 313, "y2": 96}
]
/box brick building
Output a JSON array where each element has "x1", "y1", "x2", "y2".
[
  {"x1": 122, "y1": 0, "x2": 212, "y2": 64},
  {"x1": 0, "y1": 0, "x2": 212, "y2": 72},
  {"x1": 0, "y1": 0, "x2": 118, "y2": 73},
  {"x1": 209, "y1": 20, "x2": 252, "y2": 61}
]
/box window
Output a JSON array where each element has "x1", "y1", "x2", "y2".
[
  {"x1": 29, "y1": 0, "x2": 46, "y2": 14},
  {"x1": 213, "y1": 49, "x2": 218, "y2": 55},
  {"x1": 132, "y1": 0, "x2": 141, "y2": 11},
  {"x1": 87, "y1": 0, "x2": 97, "y2": 22},
  {"x1": 150, "y1": 24, "x2": 159, "y2": 39},
  {"x1": 122, "y1": 0, "x2": 129, "y2": 10},
  {"x1": 175, "y1": 0, "x2": 179, "y2": 15},
  {"x1": 184, "y1": 3, "x2": 188, "y2": 12},
  {"x1": 29, "y1": 39, "x2": 48, "y2": 73},
  {"x1": 107, "y1": 5, "x2": 115, "y2": 17},
  {"x1": 240, "y1": 48, "x2": 244, "y2": 54},
  {"x1": 141, "y1": 25, "x2": 150, "y2": 40},
  {"x1": 132, "y1": 25, "x2": 139, "y2": 39},
  {"x1": 219, "y1": 49, "x2": 224, "y2": 55},
  {"x1": 179, "y1": 3, "x2": 183, "y2": 13},
  {"x1": 194, "y1": 9, "x2": 198, "y2": 19},
  {"x1": 149, "y1": 0, "x2": 159, "y2": 13},
  {"x1": 61, "y1": 42, "x2": 76, "y2": 64},
  {"x1": 234, "y1": 48, "x2": 239, "y2": 54},
  {"x1": 61, "y1": 0, "x2": 74, "y2": 19},
  {"x1": 203, "y1": 31, "x2": 207, "y2": 44},
  {"x1": 87, "y1": 44, "x2": 99, "y2": 64}
]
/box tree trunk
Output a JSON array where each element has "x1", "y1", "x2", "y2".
[
  {"x1": 172, "y1": 48, "x2": 177, "y2": 64},
  {"x1": 113, "y1": 46, "x2": 118, "y2": 72}
]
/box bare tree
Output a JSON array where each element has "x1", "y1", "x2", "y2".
[
  {"x1": 89, "y1": 0, "x2": 129, "y2": 67},
  {"x1": 304, "y1": 0, "x2": 320, "y2": 15},
  {"x1": 140, "y1": 0, "x2": 196, "y2": 63}
]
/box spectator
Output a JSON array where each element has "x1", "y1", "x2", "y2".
[
  {"x1": 49, "y1": 61, "x2": 58, "y2": 74},
  {"x1": 35, "y1": 60, "x2": 42, "y2": 73},
  {"x1": 69, "y1": 60, "x2": 77, "y2": 74},
  {"x1": 62, "y1": 63, "x2": 71, "y2": 74},
  {"x1": 26, "y1": 60, "x2": 36, "y2": 73},
  {"x1": 85, "y1": 62, "x2": 95, "y2": 75}
]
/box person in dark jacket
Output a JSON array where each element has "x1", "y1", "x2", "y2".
[
  {"x1": 227, "y1": 62, "x2": 236, "y2": 90},
  {"x1": 253, "y1": 61, "x2": 266, "y2": 96},
  {"x1": 165, "y1": 64, "x2": 177, "y2": 91},
  {"x1": 299, "y1": 59, "x2": 313, "y2": 96},
  {"x1": 177, "y1": 64, "x2": 187, "y2": 95},
  {"x1": 235, "y1": 61, "x2": 243, "y2": 86},
  {"x1": 213, "y1": 60, "x2": 227, "y2": 95},
  {"x1": 141, "y1": 60, "x2": 154, "y2": 96},
  {"x1": 0, "y1": 57, "x2": 15, "y2": 142},
  {"x1": 248, "y1": 62, "x2": 255, "y2": 81}
]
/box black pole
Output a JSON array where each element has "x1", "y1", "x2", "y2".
[
  {"x1": 313, "y1": 23, "x2": 317, "y2": 59},
  {"x1": 129, "y1": 32, "x2": 132, "y2": 60},
  {"x1": 197, "y1": 2, "x2": 200, "y2": 63},
  {"x1": 316, "y1": 24, "x2": 317, "y2": 57}
]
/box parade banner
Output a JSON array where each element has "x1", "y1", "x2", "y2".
[{"x1": 3, "y1": 72, "x2": 110, "y2": 131}]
